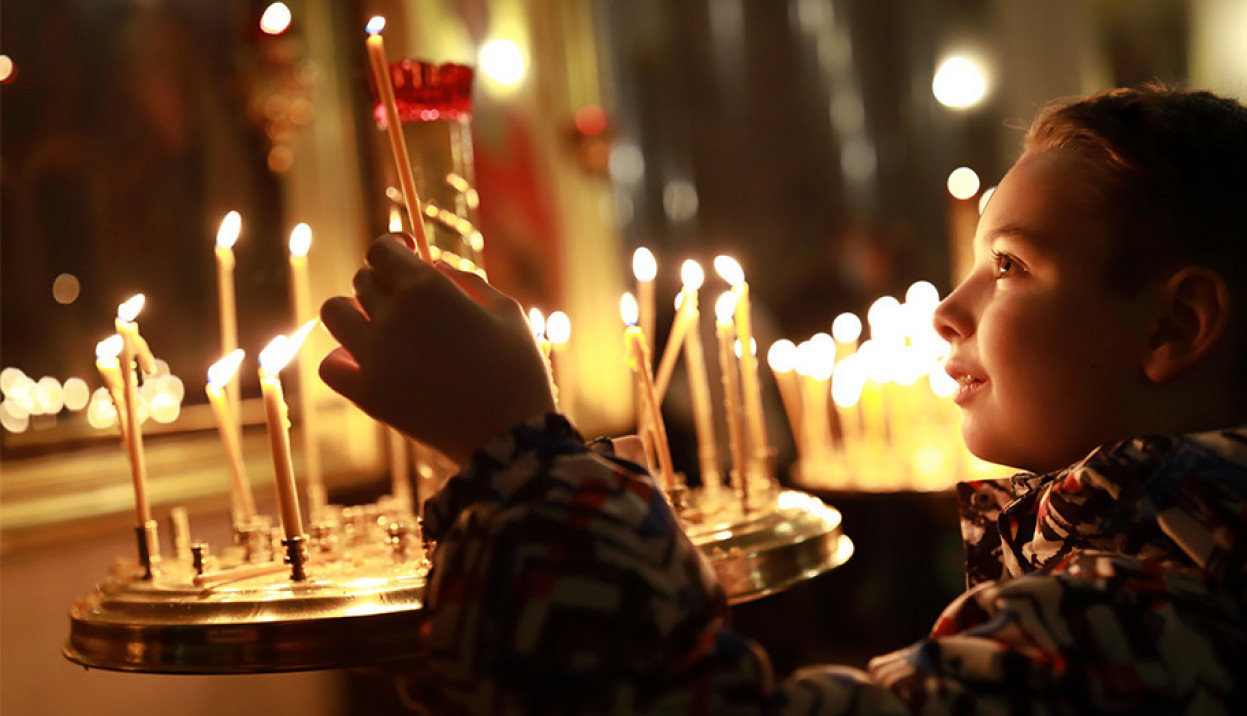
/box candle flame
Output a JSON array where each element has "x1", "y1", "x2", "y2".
[
  {"x1": 260, "y1": 3, "x2": 292, "y2": 35},
  {"x1": 713, "y1": 255, "x2": 744, "y2": 287},
  {"x1": 117, "y1": 294, "x2": 145, "y2": 323},
  {"x1": 905, "y1": 280, "x2": 940, "y2": 310},
  {"x1": 289, "y1": 223, "x2": 312, "y2": 257},
  {"x1": 207, "y1": 349, "x2": 246, "y2": 387},
  {"x1": 96, "y1": 334, "x2": 124, "y2": 361},
  {"x1": 714, "y1": 291, "x2": 737, "y2": 324},
  {"x1": 259, "y1": 320, "x2": 317, "y2": 376},
  {"x1": 546, "y1": 311, "x2": 571, "y2": 345},
  {"x1": 680, "y1": 259, "x2": 704, "y2": 290},
  {"x1": 832, "y1": 354, "x2": 866, "y2": 408},
  {"x1": 216, "y1": 211, "x2": 242, "y2": 250},
  {"x1": 808, "y1": 333, "x2": 837, "y2": 381},
  {"x1": 388, "y1": 207, "x2": 403, "y2": 232},
  {"x1": 767, "y1": 339, "x2": 797, "y2": 373},
  {"x1": 631, "y1": 247, "x2": 656, "y2": 282},
  {"x1": 620, "y1": 293, "x2": 639, "y2": 326},
  {"x1": 365, "y1": 15, "x2": 386, "y2": 35},
  {"x1": 867, "y1": 296, "x2": 902, "y2": 334},
  {"x1": 831, "y1": 312, "x2": 863, "y2": 344},
  {"x1": 528, "y1": 307, "x2": 546, "y2": 338}
]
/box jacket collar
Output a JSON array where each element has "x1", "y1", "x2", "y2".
[{"x1": 958, "y1": 426, "x2": 1247, "y2": 589}]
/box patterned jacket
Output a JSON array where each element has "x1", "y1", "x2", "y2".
[{"x1": 416, "y1": 415, "x2": 1247, "y2": 714}]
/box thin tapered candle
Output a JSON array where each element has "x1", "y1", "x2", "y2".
[
  {"x1": 215, "y1": 212, "x2": 242, "y2": 437},
  {"x1": 206, "y1": 349, "x2": 257, "y2": 523},
  {"x1": 288, "y1": 223, "x2": 324, "y2": 515},
  {"x1": 365, "y1": 16, "x2": 432, "y2": 261}
]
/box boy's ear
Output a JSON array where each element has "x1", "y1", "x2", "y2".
[{"x1": 1143, "y1": 266, "x2": 1230, "y2": 383}]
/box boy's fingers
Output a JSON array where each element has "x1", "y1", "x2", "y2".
[
  {"x1": 352, "y1": 269, "x2": 388, "y2": 319},
  {"x1": 320, "y1": 296, "x2": 371, "y2": 358},
  {"x1": 366, "y1": 234, "x2": 432, "y2": 291},
  {"x1": 319, "y1": 346, "x2": 366, "y2": 403},
  {"x1": 436, "y1": 262, "x2": 510, "y2": 311}
]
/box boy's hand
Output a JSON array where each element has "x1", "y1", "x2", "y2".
[{"x1": 319, "y1": 234, "x2": 557, "y2": 465}]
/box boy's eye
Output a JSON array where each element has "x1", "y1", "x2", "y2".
[{"x1": 991, "y1": 251, "x2": 1023, "y2": 279}]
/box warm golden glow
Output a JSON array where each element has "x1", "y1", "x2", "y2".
[
  {"x1": 680, "y1": 259, "x2": 705, "y2": 290},
  {"x1": 631, "y1": 247, "x2": 656, "y2": 282},
  {"x1": 216, "y1": 211, "x2": 241, "y2": 250},
  {"x1": 713, "y1": 255, "x2": 744, "y2": 287},
  {"x1": 479, "y1": 38, "x2": 525, "y2": 86},
  {"x1": 288, "y1": 223, "x2": 312, "y2": 257},
  {"x1": 933, "y1": 56, "x2": 986, "y2": 109},
  {"x1": 620, "y1": 293, "x2": 639, "y2": 326},
  {"x1": 207, "y1": 349, "x2": 246, "y2": 388}
]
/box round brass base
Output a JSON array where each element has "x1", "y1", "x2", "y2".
[{"x1": 65, "y1": 490, "x2": 850, "y2": 673}]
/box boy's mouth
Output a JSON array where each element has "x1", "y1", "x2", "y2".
[{"x1": 952, "y1": 374, "x2": 985, "y2": 405}]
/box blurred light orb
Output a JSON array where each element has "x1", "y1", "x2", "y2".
[
  {"x1": 947, "y1": 166, "x2": 981, "y2": 200},
  {"x1": 0, "y1": 401, "x2": 29, "y2": 433},
  {"x1": 933, "y1": 57, "x2": 986, "y2": 109},
  {"x1": 609, "y1": 144, "x2": 645, "y2": 184},
  {"x1": 260, "y1": 3, "x2": 292, "y2": 35},
  {"x1": 479, "y1": 39, "x2": 525, "y2": 86},
  {"x1": 63, "y1": 377, "x2": 90, "y2": 411},
  {"x1": 663, "y1": 179, "x2": 699, "y2": 222},
  {"x1": 0, "y1": 55, "x2": 14, "y2": 84},
  {"x1": 53, "y1": 273, "x2": 81, "y2": 304}
]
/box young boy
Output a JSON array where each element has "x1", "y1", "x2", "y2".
[{"x1": 319, "y1": 85, "x2": 1247, "y2": 713}]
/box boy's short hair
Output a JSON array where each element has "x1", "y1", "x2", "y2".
[{"x1": 1023, "y1": 85, "x2": 1247, "y2": 301}]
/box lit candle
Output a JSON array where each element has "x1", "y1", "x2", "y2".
[
  {"x1": 546, "y1": 310, "x2": 572, "y2": 416},
  {"x1": 654, "y1": 260, "x2": 704, "y2": 401},
  {"x1": 206, "y1": 349, "x2": 257, "y2": 524},
  {"x1": 673, "y1": 262, "x2": 720, "y2": 493},
  {"x1": 257, "y1": 320, "x2": 317, "y2": 542},
  {"x1": 115, "y1": 295, "x2": 154, "y2": 526},
  {"x1": 115, "y1": 295, "x2": 159, "y2": 575},
  {"x1": 621, "y1": 293, "x2": 677, "y2": 494},
  {"x1": 831, "y1": 352, "x2": 867, "y2": 486},
  {"x1": 631, "y1": 247, "x2": 657, "y2": 355},
  {"x1": 365, "y1": 16, "x2": 433, "y2": 262},
  {"x1": 529, "y1": 308, "x2": 557, "y2": 408},
  {"x1": 715, "y1": 291, "x2": 746, "y2": 496},
  {"x1": 797, "y1": 334, "x2": 836, "y2": 469},
  {"x1": 94, "y1": 335, "x2": 129, "y2": 447},
  {"x1": 766, "y1": 339, "x2": 802, "y2": 458},
  {"x1": 215, "y1": 211, "x2": 242, "y2": 437},
  {"x1": 856, "y1": 339, "x2": 890, "y2": 484},
  {"x1": 288, "y1": 223, "x2": 324, "y2": 517},
  {"x1": 714, "y1": 256, "x2": 768, "y2": 479}
]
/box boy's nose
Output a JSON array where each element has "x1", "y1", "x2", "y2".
[{"x1": 932, "y1": 288, "x2": 971, "y2": 342}]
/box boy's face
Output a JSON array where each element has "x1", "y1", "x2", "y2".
[{"x1": 934, "y1": 149, "x2": 1155, "y2": 473}]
